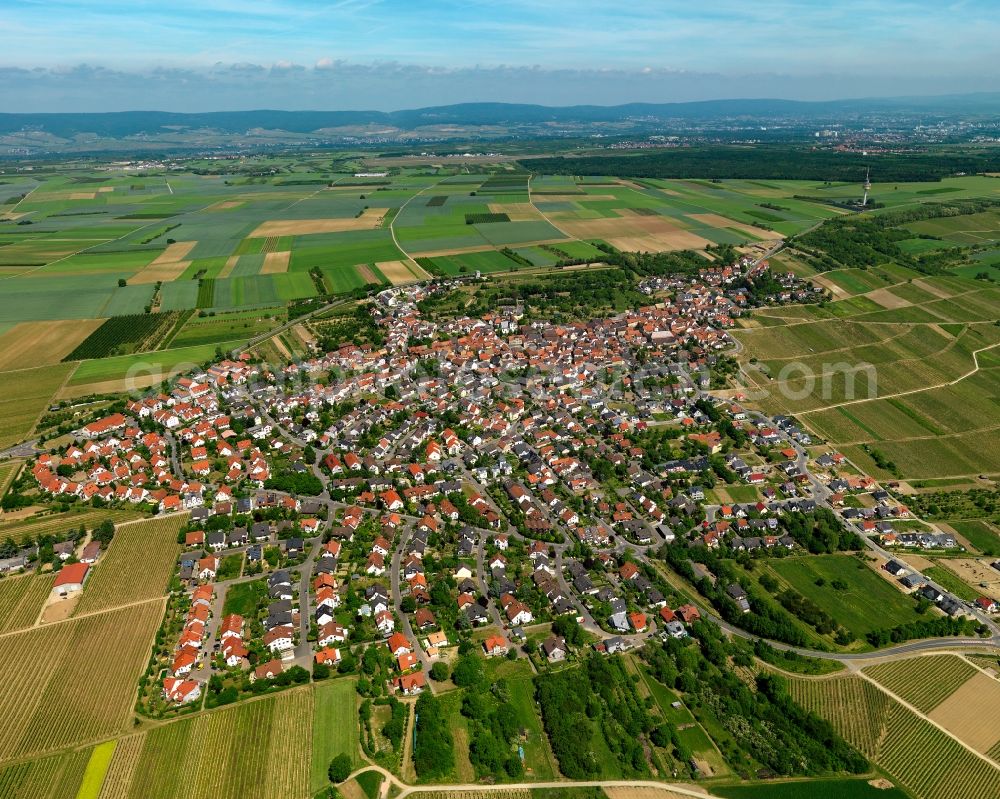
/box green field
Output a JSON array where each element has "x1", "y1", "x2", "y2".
[
  {"x1": 714, "y1": 778, "x2": 908, "y2": 799},
  {"x1": 768, "y1": 555, "x2": 923, "y2": 639},
  {"x1": 0, "y1": 362, "x2": 75, "y2": 447},
  {"x1": 311, "y1": 678, "x2": 361, "y2": 793},
  {"x1": 947, "y1": 520, "x2": 1000, "y2": 554},
  {"x1": 76, "y1": 741, "x2": 117, "y2": 799}
]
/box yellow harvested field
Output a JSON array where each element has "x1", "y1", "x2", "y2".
[
  {"x1": 929, "y1": 672, "x2": 1000, "y2": 754},
  {"x1": 130, "y1": 241, "x2": 197, "y2": 284},
  {"x1": 69, "y1": 192, "x2": 97, "y2": 200},
  {"x1": 867, "y1": 287, "x2": 912, "y2": 309},
  {"x1": 251, "y1": 209, "x2": 386, "y2": 237},
  {"x1": 98, "y1": 186, "x2": 114, "y2": 193},
  {"x1": 488, "y1": 202, "x2": 545, "y2": 221},
  {"x1": 0, "y1": 319, "x2": 103, "y2": 370},
  {"x1": 261, "y1": 250, "x2": 291, "y2": 274},
  {"x1": 377, "y1": 260, "x2": 419, "y2": 285},
  {"x1": 217, "y1": 254, "x2": 240, "y2": 278},
  {"x1": 686, "y1": 212, "x2": 783, "y2": 240},
  {"x1": 557, "y1": 215, "x2": 713, "y2": 252},
  {"x1": 130, "y1": 261, "x2": 190, "y2": 284},
  {"x1": 207, "y1": 200, "x2": 243, "y2": 210},
  {"x1": 150, "y1": 241, "x2": 197, "y2": 264},
  {"x1": 356, "y1": 264, "x2": 381, "y2": 285}
]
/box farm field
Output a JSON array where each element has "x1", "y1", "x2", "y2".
[
  {"x1": 767, "y1": 554, "x2": 923, "y2": 639},
  {"x1": 0, "y1": 361, "x2": 75, "y2": 448},
  {"x1": 102, "y1": 686, "x2": 316, "y2": 799},
  {"x1": 73, "y1": 515, "x2": 184, "y2": 615},
  {"x1": 735, "y1": 271, "x2": 1000, "y2": 479},
  {"x1": 863, "y1": 655, "x2": 979, "y2": 712},
  {"x1": 0, "y1": 507, "x2": 144, "y2": 544},
  {"x1": 0, "y1": 460, "x2": 20, "y2": 498},
  {"x1": 713, "y1": 778, "x2": 908, "y2": 799},
  {"x1": 0, "y1": 319, "x2": 103, "y2": 370},
  {"x1": 0, "y1": 599, "x2": 163, "y2": 761},
  {"x1": 790, "y1": 674, "x2": 1000, "y2": 799},
  {"x1": 62, "y1": 338, "x2": 246, "y2": 397},
  {"x1": 0, "y1": 572, "x2": 54, "y2": 634},
  {"x1": 0, "y1": 163, "x2": 874, "y2": 405},
  {"x1": 0, "y1": 747, "x2": 92, "y2": 799},
  {"x1": 167, "y1": 308, "x2": 284, "y2": 348}
]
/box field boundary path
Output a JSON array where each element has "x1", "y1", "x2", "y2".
[{"x1": 797, "y1": 341, "x2": 1000, "y2": 414}]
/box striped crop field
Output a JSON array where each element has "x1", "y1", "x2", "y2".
[
  {"x1": 0, "y1": 508, "x2": 144, "y2": 544},
  {"x1": 96, "y1": 733, "x2": 146, "y2": 799},
  {"x1": 74, "y1": 515, "x2": 184, "y2": 615},
  {"x1": 113, "y1": 686, "x2": 314, "y2": 799},
  {"x1": 790, "y1": 674, "x2": 1000, "y2": 799},
  {"x1": 863, "y1": 655, "x2": 979, "y2": 712},
  {"x1": 0, "y1": 572, "x2": 54, "y2": 634},
  {"x1": 0, "y1": 748, "x2": 91, "y2": 799},
  {"x1": 0, "y1": 600, "x2": 163, "y2": 762}
]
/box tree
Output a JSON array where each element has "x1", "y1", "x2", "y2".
[
  {"x1": 430, "y1": 661, "x2": 449, "y2": 682},
  {"x1": 328, "y1": 753, "x2": 352, "y2": 783}
]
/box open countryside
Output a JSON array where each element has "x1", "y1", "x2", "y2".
[{"x1": 1, "y1": 3, "x2": 1000, "y2": 797}]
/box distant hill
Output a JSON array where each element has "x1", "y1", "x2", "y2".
[{"x1": 3, "y1": 93, "x2": 1000, "y2": 140}]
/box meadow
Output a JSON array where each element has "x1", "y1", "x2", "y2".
[{"x1": 767, "y1": 554, "x2": 924, "y2": 639}]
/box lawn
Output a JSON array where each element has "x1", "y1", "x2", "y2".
[
  {"x1": 767, "y1": 554, "x2": 922, "y2": 639},
  {"x1": 311, "y1": 678, "x2": 361, "y2": 794}
]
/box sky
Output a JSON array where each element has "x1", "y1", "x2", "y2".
[{"x1": 1, "y1": 0, "x2": 997, "y2": 112}]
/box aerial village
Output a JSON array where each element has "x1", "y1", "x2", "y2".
[{"x1": 11, "y1": 256, "x2": 993, "y2": 708}]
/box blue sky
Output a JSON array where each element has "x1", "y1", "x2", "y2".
[{"x1": 1, "y1": 1, "x2": 997, "y2": 111}]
